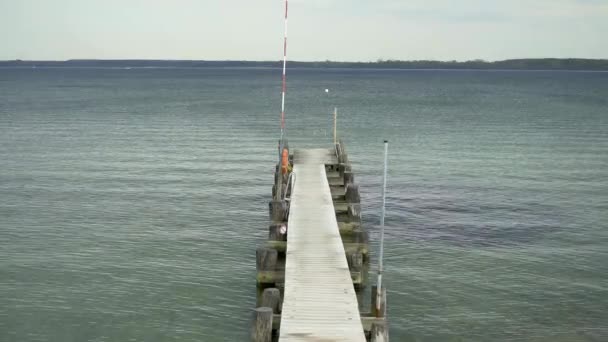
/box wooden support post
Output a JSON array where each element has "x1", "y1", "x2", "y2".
[
  {"x1": 274, "y1": 169, "x2": 288, "y2": 199},
  {"x1": 256, "y1": 248, "x2": 278, "y2": 272},
  {"x1": 345, "y1": 183, "x2": 361, "y2": 203},
  {"x1": 348, "y1": 251, "x2": 365, "y2": 289},
  {"x1": 347, "y1": 204, "x2": 361, "y2": 222},
  {"x1": 371, "y1": 286, "x2": 387, "y2": 318},
  {"x1": 347, "y1": 251, "x2": 363, "y2": 272},
  {"x1": 251, "y1": 307, "x2": 273, "y2": 342},
  {"x1": 343, "y1": 170, "x2": 354, "y2": 186},
  {"x1": 261, "y1": 288, "x2": 282, "y2": 314},
  {"x1": 269, "y1": 200, "x2": 288, "y2": 222},
  {"x1": 337, "y1": 139, "x2": 347, "y2": 163},
  {"x1": 268, "y1": 223, "x2": 288, "y2": 241},
  {"x1": 370, "y1": 322, "x2": 389, "y2": 342},
  {"x1": 353, "y1": 229, "x2": 370, "y2": 244},
  {"x1": 336, "y1": 142, "x2": 343, "y2": 163},
  {"x1": 340, "y1": 163, "x2": 352, "y2": 181}
]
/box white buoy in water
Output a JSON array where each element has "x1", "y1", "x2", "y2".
[{"x1": 325, "y1": 88, "x2": 329, "y2": 93}]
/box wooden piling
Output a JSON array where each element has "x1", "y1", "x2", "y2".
[
  {"x1": 268, "y1": 223, "x2": 287, "y2": 241},
  {"x1": 269, "y1": 200, "x2": 288, "y2": 222},
  {"x1": 256, "y1": 248, "x2": 279, "y2": 285},
  {"x1": 343, "y1": 169, "x2": 355, "y2": 186},
  {"x1": 336, "y1": 142, "x2": 344, "y2": 163},
  {"x1": 345, "y1": 183, "x2": 361, "y2": 203},
  {"x1": 370, "y1": 322, "x2": 389, "y2": 342},
  {"x1": 338, "y1": 162, "x2": 349, "y2": 179},
  {"x1": 347, "y1": 251, "x2": 363, "y2": 273},
  {"x1": 251, "y1": 307, "x2": 273, "y2": 342},
  {"x1": 256, "y1": 248, "x2": 278, "y2": 272},
  {"x1": 353, "y1": 229, "x2": 369, "y2": 244},
  {"x1": 261, "y1": 288, "x2": 282, "y2": 314},
  {"x1": 347, "y1": 204, "x2": 361, "y2": 222}
]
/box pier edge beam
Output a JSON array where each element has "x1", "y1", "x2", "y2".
[{"x1": 251, "y1": 307, "x2": 273, "y2": 342}]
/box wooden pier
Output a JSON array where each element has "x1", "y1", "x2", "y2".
[{"x1": 253, "y1": 141, "x2": 389, "y2": 342}]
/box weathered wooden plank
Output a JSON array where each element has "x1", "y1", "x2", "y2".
[
  {"x1": 272, "y1": 313, "x2": 387, "y2": 331},
  {"x1": 257, "y1": 270, "x2": 363, "y2": 285},
  {"x1": 266, "y1": 240, "x2": 368, "y2": 255}
]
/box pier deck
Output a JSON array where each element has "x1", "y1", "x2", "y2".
[{"x1": 279, "y1": 148, "x2": 366, "y2": 341}]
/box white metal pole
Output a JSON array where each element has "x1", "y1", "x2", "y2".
[
  {"x1": 280, "y1": 0, "x2": 288, "y2": 140},
  {"x1": 333, "y1": 107, "x2": 337, "y2": 145},
  {"x1": 376, "y1": 140, "x2": 388, "y2": 315}
]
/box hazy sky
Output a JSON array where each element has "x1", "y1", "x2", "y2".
[{"x1": 1, "y1": 0, "x2": 607, "y2": 61}]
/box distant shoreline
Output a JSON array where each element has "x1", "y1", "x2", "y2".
[{"x1": 2, "y1": 58, "x2": 608, "y2": 71}]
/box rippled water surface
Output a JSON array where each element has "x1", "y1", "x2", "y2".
[{"x1": 1, "y1": 68, "x2": 607, "y2": 341}]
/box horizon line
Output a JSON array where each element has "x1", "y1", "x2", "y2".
[{"x1": 2, "y1": 57, "x2": 608, "y2": 63}]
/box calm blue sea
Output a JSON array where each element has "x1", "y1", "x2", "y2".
[{"x1": 1, "y1": 67, "x2": 607, "y2": 341}]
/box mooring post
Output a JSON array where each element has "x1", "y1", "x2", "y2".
[
  {"x1": 251, "y1": 307, "x2": 273, "y2": 342},
  {"x1": 261, "y1": 288, "x2": 282, "y2": 314}
]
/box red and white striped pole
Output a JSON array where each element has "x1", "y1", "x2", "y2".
[
  {"x1": 280, "y1": 0, "x2": 288, "y2": 140},
  {"x1": 276, "y1": 0, "x2": 289, "y2": 199}
]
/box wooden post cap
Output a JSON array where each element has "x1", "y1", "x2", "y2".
[
  {"x1": 261, "y1": 288, "x2": 282, "y2": 314},
  {"x1": 250, "y1": 307, "x2": 273, "y2": 342}
]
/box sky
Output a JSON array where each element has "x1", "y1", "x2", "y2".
[{"x1": 1, "y1": 0, "x2": 607, "y2": 61}]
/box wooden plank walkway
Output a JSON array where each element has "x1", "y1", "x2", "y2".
[{"x1": 279, "y1": 148, "x2": 366, "y2": 341}]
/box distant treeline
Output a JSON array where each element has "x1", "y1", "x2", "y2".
[{"x1": 2, "y1": 58, "x2": 608, "y2": 70}]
